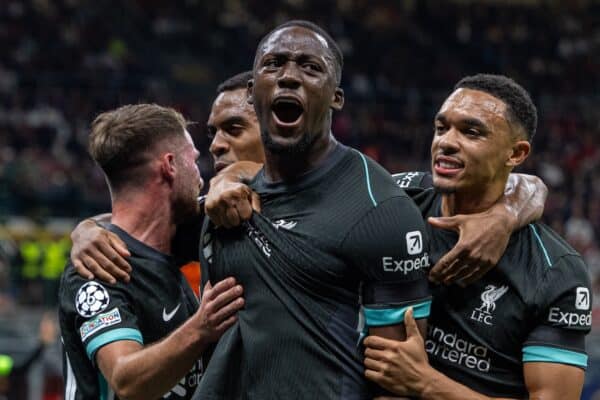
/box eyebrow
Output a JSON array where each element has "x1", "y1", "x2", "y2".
[
  {"x1": 220, "y1": 116, "x2": 247, "y2": 126},
  {"x1": 435, "y1": 113, "x2": 488, "y2": 130}
]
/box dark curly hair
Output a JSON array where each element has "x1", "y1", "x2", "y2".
[
  {"x1": 454, "y1": 74, "x2": 537, "y2": 141},
  {"x1": 216, "y1": 71, "x2": 253, "y2": 94}
]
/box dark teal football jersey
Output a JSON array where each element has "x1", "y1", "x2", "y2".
[
  {"x1": 394, "y1": 171, "x2": 592, "y2": 398},
  {"x1": 59, "y1": 224, "x2": 200, "y2": 400},
  {"x1": 195, "y1": 144, "x2": 432, "y2": 400}
]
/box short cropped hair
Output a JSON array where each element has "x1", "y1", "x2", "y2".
[
  {"x1": 254, "y1": 20, "x2": 343, "y2": 85},
  {"x1": 454, "y1": 74, "x2": 537, "y2": 141},
  {"x1": 89, "y1": 103, "x2": 188, "y2": 191},
  {"x1": 216, "y1": 71, "x2": 253, "y2": 94}
]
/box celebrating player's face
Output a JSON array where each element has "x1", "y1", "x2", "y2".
[
  {"x1": 208, "y1": 88, "x2": 265, "y2": 173},
  {"x1": 172, "y1": 130, "x2": 204, "y2": 222},
  {"x1": 251, "y1": 26, "x2": 343, "y2": 154},
  {"x1": 431, "y1": 88, "x2": 516, "y2": 196}
]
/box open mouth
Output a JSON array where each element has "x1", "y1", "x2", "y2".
[
  {"x1": 434, "y1": 156, "x2": 464, "y2": 175},
  {"x1": 272, "y1": 98, "x2": 304, "y2": 124}
]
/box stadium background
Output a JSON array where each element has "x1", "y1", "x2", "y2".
[{"x1": 0, "y1": 0, "x2": 598, "y2": 398}]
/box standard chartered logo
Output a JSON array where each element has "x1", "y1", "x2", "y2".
[
  {"x1": 426, "y1": 325, "x2": 491, "y2": 372},
  {"x1": 382, "y1": 253, "x2": 430, "y2": 274}
]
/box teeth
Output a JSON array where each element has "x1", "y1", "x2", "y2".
[{"x1": 439, "y1": 161, "x2": 461, "y2": 169}]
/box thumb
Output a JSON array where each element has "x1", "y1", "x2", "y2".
[
  {"x1": 428, "y1": 216, "x2": 460, "y2": 232},
  {"x1": 251, "y1": 191, "x2": 262, "y2": 213},
  {"x1": 404, "y1": 307, "x2": 420, "y2": 338}
]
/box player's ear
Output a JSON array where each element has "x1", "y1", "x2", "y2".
[
  {"x1": 506, "y1": 140, "x2": 531, "y2": 167},
  {"x1": 160, "y1": 152, "x2": 177, "y2": 183},
  {"x1": 247, "y1": 79, "x2": 254, "y2": 105},
  {"x1": 331, "y1": 87, "x2": 344, "y2": 111}
]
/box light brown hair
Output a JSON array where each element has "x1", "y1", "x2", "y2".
[{"x1": 89, "y1": 103, "x2": 188, "y2": 191}]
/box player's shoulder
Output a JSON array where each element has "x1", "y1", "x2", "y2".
[
  {"x1": 518, "y1": 223, "x2": 589, "y2": 286},
  {"x1": 527, "y1": 223, "x2": 583, "y2": 266},
  {"x1": 345, "y1": 149, "x2": 412, "y2": 202}
]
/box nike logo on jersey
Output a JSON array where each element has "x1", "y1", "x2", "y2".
[{"x1": 163, "y1": 304, "x2": 181, "y2": 322}]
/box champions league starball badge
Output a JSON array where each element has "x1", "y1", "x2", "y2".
[{"x1": 75, "y1": 282, "x2": 110, "y2": 317}]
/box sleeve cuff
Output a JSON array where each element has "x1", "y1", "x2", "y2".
[
  {"x1": 364, "y1": 299, "x2": 431, "y2": 327},
  {"x1": 522, "y1": 345, "x2": 588, "y2": 369},
  {"x1": 86, "y1": 328, "x2": 144, "y2": 361}
]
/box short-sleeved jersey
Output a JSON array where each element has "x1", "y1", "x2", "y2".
[
  {"x1": 59, "y1": 224, "x2": 200, "y2": 400},
  {"x1": 393, "y1": 171, "x2": 592, "y2": 398},
  {"x1": 195, "y1": 144, "x2": 431, "y2": 400}
]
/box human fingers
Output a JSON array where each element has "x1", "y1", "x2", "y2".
[
  {"x1": 209, "y1": 284, "x2": 244, "y2": 311},
  {"x1": 427, "y1": 216, "x2": 461, "y2": 232},
  {"x1": 251, "y1": 191, "x2": 261, "y2": 213},
  {"x1": 364, "y1": 335, "x2": 396, "y2": 351},
  {"x1": 81, "y1": 255, "x2": 116, "y2": 284},
  {"x1": 429, "y1": 247, "x2": 465, "y2": 283},
  {"x1": 235, "y1": 196, "x2": 254, "y2": 221},
  {"x1": 403, "y1": 308, "x2": 420, "y2": 338},
  {"x1": 215, "y1": 314, "x2": 238, "y2": 333},
  {"x1": 209, "y1": 297, "x2": 245, "y2": 325},
  {"x1": 73, "y1": 259, "x2": 93, "y2": 280},
  {"x1": 107, "y1": 233, "x2": 131, "y2": 258},
  {"x1": 202, "y1": 277, "x2": 236, "y2": 302},
  {"x1": 97, "y1": 241, "x2": 131, "y2": 281}
]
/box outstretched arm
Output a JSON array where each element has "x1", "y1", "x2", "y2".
[
  {"x1": 429, "y1": 173, "x2": 547, "y2": 285},
  {"x1": 70, "y1": 214, "x2": 132, "y2": 284}
]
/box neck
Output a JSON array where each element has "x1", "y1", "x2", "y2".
[
  {"x1": 263, "y1": 132, "x2": 337, "y2": 182},
  {"x1": 440, "y1": 180, "x2": 506, "y2": 217},
  {"x1": 111, "y1": 189, "x2": 175, "y2": 254}
]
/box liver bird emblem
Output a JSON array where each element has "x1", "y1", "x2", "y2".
[{"x1": 476, "y1": 285, "x2": 509, "y2": 314}]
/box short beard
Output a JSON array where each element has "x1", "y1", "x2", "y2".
[
  {"x1": 261, "y1": 128, "x2": 316, "y2": 156},
  {"x1": 433, "y1": 184, "x2": 456, "y2": 194},
  {"x1": 172, "y1": 187, "x2": 200, "y2": 225}
]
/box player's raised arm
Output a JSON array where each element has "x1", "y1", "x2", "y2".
[{"x1": 70, "y1": 214, "x2": 132, "y2": 283}]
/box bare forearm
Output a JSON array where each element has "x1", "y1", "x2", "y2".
[
  {"x1": 108, "y1": 320, "x2": 207, "y2": 400},
  {"x1": 500, "y1": 174, "x2": 547, "y2": 229}
]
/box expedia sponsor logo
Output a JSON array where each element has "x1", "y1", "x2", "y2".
[
  {"x1": 576, "y1": 287, "x2": 590, "y2": 310},
  {"x1": 426, "y1": 325, "x2": 491, "y2": 372},
  {"x1": 548, "y1": 307, "x2": 592, "y2": 327},
  {"x1": 79, "y1": 308, "x2": 121, "y2": 341},
  {"x1": 382, "y1": 253, "x2": 430, "y2": 274},
  {"x1": 406, "y1": 231, "x2": 423, "y2": 255}
]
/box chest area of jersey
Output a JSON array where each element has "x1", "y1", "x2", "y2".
[
  {"x1": 131, "y1": 272, "x2": 197, "y2": 342},
  {"x1": 205, "y1": 211, "x2": 353, "y2": 295}
]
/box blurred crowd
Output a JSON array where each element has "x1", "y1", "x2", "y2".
[{"x1": 0, "y1": 1, "x2": 599, "y2": 306}]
